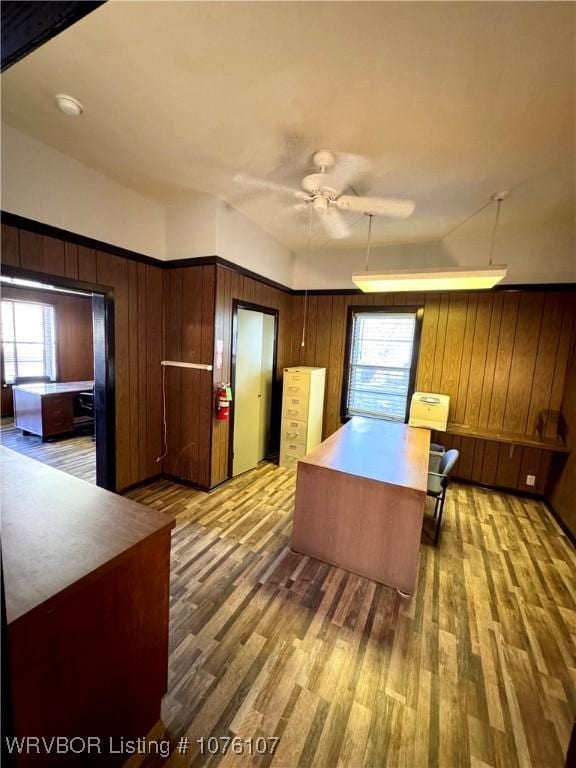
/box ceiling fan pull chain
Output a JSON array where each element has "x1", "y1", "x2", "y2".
[
  {"x1": 300, "y1": 205, "x2": 313, "y2": 348},
  {"x1": 488, "y1": 197, "x2": 503, "y2": 266},
  {"x1": 365, "y1": 214, "x2": 373, "y2": 271}
]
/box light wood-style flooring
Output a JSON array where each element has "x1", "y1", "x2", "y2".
[
  {"x1": 0, "y1": 418, "x2": 96, "y2": 483},
  {"x1": 126, "y1": 463, "x2": 576, "y2": 768}
]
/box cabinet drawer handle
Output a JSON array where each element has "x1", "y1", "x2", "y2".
[
  {"x1": 287, "y1": 432, "x2": 299, "y2": 437},
  {"x1": 287, "y1": 409, "x2": 299, "y2": 415},
  {"x1": 288, "y1": 386, "x2": 300, "y2": 391}
]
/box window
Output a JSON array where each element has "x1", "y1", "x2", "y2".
[
  {"x1": 1, "y1": 300, "x2": 57, "y2": 383},
  {"x1": 343, "y1": 307, "x2": 422, "y2": 422}
]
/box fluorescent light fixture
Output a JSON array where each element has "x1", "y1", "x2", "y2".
[{"x1": 352, "y1": 266, "x2": 508, "y2": 293}]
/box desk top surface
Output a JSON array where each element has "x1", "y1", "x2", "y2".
[
  {"x1": 12, "y1": 380, "x2": 94, "y2": 395},
  {"x1": 300, "y1": 416, "x2": 430, "y2": 493},
  {"x1": 1, "y1": 447, "x2": 174, "y2": 624}
]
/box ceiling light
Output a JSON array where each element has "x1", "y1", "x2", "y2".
[
  {"x1": 352, "y1": 266, "x2": 508, "y2": 292},
  {"x1": 353, "y1": 192, "x2": 510, "y2": 293},
  {"x1": 55, "y1": 93, "x2": 84, "y2": 116}
]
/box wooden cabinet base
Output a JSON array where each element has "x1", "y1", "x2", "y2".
[
  {"x1": 292, "y1": 463, "x2": 426, "y2": 595},
  {"x1": 8, "y1": 531, "x2": 172, "y2": 767},
  {"x1": 291, "y1": 418, "x2": 430, "y2": 596},
  {"x1": 2, "y1": 448, "x2": 174, "y2": 768}
]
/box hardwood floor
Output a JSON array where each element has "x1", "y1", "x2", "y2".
[
  {"x1": 126, "y1": 463, "x2": 576, "y2": 768},
  {"x1": 0, "y1": 418, "x2": 96, "y2": 483}
]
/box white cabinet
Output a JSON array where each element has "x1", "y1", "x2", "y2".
[{"x1": 280, "y1": 367, "x2": 326, "y2": 469}]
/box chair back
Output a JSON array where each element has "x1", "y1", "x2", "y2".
[
  {"x1": 77, "y1": 392, "x2": 94, "y2": 414},
  {"x1": 439, "y1": 449, "x2": 459, "y2": 479}
]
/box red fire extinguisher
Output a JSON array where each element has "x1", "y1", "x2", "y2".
[{"x1": 216, "y1": 384, "x2": 231, "y2": 421}]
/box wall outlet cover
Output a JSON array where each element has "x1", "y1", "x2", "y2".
[{"x1": 526, "y1": 474, "x2": 536, "y2": 486}]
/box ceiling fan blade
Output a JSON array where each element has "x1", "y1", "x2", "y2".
[
  {"x1": 335, "y1": 195, "x2": 415, "y2": 218},
  {"x1": 329, "y1": 153, "x2": 370, "y2": 192},
  {"x1": 271, "y1": 202, "x2": 309, "y2": 221},
  {"x1": 319, "y1": 209, "x2": 352, "y2": 240},
  {"x1": 233, "y1": 173, "x2": 303, "y2": 198}
]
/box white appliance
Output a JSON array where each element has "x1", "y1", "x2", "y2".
[{"x1": 409, "y1": 392, "x2": 450, "y2": 432}]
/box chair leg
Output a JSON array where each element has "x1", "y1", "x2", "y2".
[
  {"x1": 433, "y1": 497, "x2": 439, "y2": 519},
  {"x1": 434, "y1": 488, "x2": 447, "y2": 546}
]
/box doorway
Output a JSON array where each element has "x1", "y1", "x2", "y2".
[
  {"x1": 0, "y1": 267, "x2": 115, "y2": 490},
  {"x1": 230, "y1": 302, "x2": 278, "y2": 477}
]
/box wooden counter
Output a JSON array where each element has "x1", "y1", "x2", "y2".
[
  {"x1": 445, "y1": 422, "x2": 569, "y2": 453},
  {"x1": 13, "y1": 380, "x2": 94, "y2": 438},
  {"x1": 292, "y1": 417, "x2": 430, "y2": 595},
  {"x1": 1, "y1": 447, "x2": 174, "y2": 766}
]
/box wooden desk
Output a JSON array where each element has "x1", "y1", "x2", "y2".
[
  {"x1": 2, "y1": 447, "x2": 174, "y2": 767},
  {"x1": 13, "y1": 380, "x2": 94, "y2": 438},
  {"x1": 292, "y1": 417, "x2": 430, "y2": 595}
]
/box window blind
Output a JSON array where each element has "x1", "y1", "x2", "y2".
[
  {"x1": 1, "y1": 300, "x2": 57, "y2": 383},
  {"x1": 346, "y1": 312, "x2": 417, "y2": 421}
]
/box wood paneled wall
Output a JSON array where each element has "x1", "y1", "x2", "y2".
[
  {"x1": 211, "y1": 265, "x2": 291, "y2": 487},
  {"x1": 162, "y1": 266, "x2": 216, "y2": 489},
  {"x1": 1, "y1": 223, "x2": 164, "y2": 492},
  {"x1": 287, "y1": 289, "x2": 576, "y2": 493},
  {"x1": 3, "y1": 217, "x2": 574, "y2": 498},
  {"x1": 547, "y1": 335, "x2": 576, "y2": 536}
]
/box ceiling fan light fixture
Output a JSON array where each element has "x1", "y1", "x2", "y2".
[
  {"x1": 352, "y1": 266, "x2": 508, "y2": 293},
  {"x1": 313, "y1": 196, "x2": 328, "y2": 212}
]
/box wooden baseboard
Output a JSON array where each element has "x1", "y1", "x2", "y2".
[
  {"x1": 544, "y1": 500, "x2": 576, "y2": 547},
  {"x1": 118, "y1": 473, "x2": 164, "y2": 495}
]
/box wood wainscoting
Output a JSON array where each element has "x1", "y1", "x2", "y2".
[
  {"x1": 159, "y1": 264, "x2": 291, "y2": 489},
  {"x1": 4, "y1": 216, "x2": 574, "y2": 497},
  {"x1": 210, "y1": 264, "x2": 291, "y2": 487},
  {"x1": 547, "y1": 333, "x2": 576, "y2": 537},
  {"x1": 287, "y1": 290, "x2": 576, "y2": 494},
  {"x1": 162, "y1": 265, "x2": 216, "y2": 489},
  {"x1": 1, "y1": 223, "x2": 163, "y2": 491}
]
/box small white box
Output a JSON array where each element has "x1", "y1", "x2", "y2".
[{"x1": 409, "y1": 392, "x2": 450, "y2": 432}]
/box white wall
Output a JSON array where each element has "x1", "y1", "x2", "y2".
[
  {"x1": 1, "y1": 123, "x2": 166, "y2": 258},
  {"x1": 5, "y1": 124, "x2": 572, "y2": 289},
  {"x1": 165, "y1": 193, "x2": 218, "y2": 259},
  {"x1": 164, "y1": 194, "x2": 294, "y2": 285},
  {"x1": 215, "y1": 201, "x2": 294, "y2": 286},
  {"x1": 2, "y1": 124, "x2": 295, "y2": 284}
]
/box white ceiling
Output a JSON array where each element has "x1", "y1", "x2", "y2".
[{"x1": 1, "y1": 1, "x2": 574, "y2": 250}]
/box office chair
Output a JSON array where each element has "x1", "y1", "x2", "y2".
[
  {"x1": 426, "y1": 448, "x2": 459, "y2": 545},
  {"x1": 75, "y1": 391, "x2": 95, "y2": 440}
]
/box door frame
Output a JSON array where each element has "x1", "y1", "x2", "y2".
[
  {"x1": 228, "y1": 300, "x2": 279, "y2": 479},
  {"x1": 0, "y1": 265, "x2": 116, "y2": 491}
]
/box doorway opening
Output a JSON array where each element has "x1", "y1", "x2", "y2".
[
  {"x1": 229, "y1": 301, "x2": 278, "y2": 478},
  {"x1": 0, "y1": 268, "x2": 115, "y2": 490}
]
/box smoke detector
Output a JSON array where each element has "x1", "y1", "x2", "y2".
[{"x1": 55, "y1": 94, "x2": 84, "y2": 116}]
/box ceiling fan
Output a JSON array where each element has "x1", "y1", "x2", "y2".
[{"x1": 234, "y1": 150, "x2": 416, "y2": 239}]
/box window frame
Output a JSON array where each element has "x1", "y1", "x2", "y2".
[
  {"x1": 340, "y1": 304, "x2": 424, "y2": 425},
  {"x1": 1, "y1": 298, "x2": 58, "y2": 384}
]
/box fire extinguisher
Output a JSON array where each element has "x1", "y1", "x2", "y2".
[{"x1": 216, "y1": 384, "x2": 231, "y2": 421}]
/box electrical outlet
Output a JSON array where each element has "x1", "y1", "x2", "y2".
[{"x1": 526, "y1": 474, "x2": 536, "y2": 487}]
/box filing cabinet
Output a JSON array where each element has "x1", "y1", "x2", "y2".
[{"x1": 280, "y1": 367, "x2": 326, "y2": 469}]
